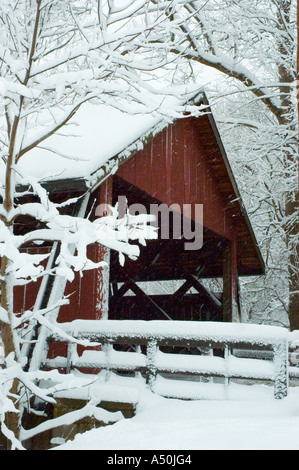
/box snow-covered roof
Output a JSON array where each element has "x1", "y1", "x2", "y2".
[
  {"x1": 2, "y1": 86, "x2": 265, "y2": 275},
  {"x1": 20, "y1": 104, "x2": 161, "y2": 182},
  {"x1": 14, "y1": 86, "x2": 205, "y2": 188}
]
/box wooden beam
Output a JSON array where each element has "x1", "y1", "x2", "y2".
[
  {"x1": 163, "y1": 279, "x2": 193, "y2": 308},
  {"x1": 110, "y1": 280, "x2": 134, "y2": 301},
  {"x1": 223, "y1": 232, "x2": 239, "y2": 322},
  {"x1": 95, "y1": 177, "x2": 113, "y2": 320},
  {"x1": 125, "y1": 275, "x2": 173, "y2": 321},
  {"x1": 179, "y1": 266, "x2": 223, "y2": 314}
]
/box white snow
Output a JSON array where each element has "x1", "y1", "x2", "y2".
[
  {"x1": 18, "y1": 104, "x2": 160, "y2": 182},
  {"x1": 61, "y1": 319, "x2": 289, "y2": 345},
  {"x1": 48, "y1": 321, "x2": 289, "y2": 400},
  {"x1": 155, "y1": 350, "x2": 275, "y2": 380},
  {"x1": 52, "y1": 373, "x2": 142, "y2": 405},
  {"x1": 9, "y1": 86, "x2": 203, "y2": 185},
  {"x1": 54, "y1": 383, "x2": 299, "y2": 450},
  {"x1": 76, "y1": 349, "x2": 147, "y2": 371}
]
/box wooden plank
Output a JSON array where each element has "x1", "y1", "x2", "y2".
[
  {"x1": 95, "y1": 176, "x2": 113, "y2": 320},
  {"x1": 177, "y1": 266, "x2": 223, "y2": 314},
  {"x1": 46, "y1": 320, "x2": 289, "y2": 400},
  {"x1": 223, "y1": 230, "x2": 239, "y2": 322},
  {"x1": 171, "y1": 120, "x2": 185, "y2": 208},
  {"x1": 163, "y1": 279, "x2": 193, "y2": 308},
  {"x1": 126, "y1": 277, "x2": 173, "y2": 321}
]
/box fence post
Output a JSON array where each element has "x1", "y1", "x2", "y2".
[
  {"x1": 146, "y1": 340, "x2": 158, "y2": 391},
  {"x1": 224, "y1": 345, "x2": 231, "y2": 392},
  {"x1": 66, "y1": 341, "x2": 77, "y2": 374},
  {"x1": 135, "y1": 345, "x2": 142, "y2": 379},
  {"x1": 273, "y1": 340, "x2": 289, "y2": 399},
  {"x1": 103, "y1": 343, "x2": 113, "y2": 381}
]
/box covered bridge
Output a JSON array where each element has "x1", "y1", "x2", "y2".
[{"x1": 14, "y1": 92, "x2": 265, "y2": 340}]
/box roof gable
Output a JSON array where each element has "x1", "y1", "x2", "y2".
[
  {"x1": 115, "y1": 102, "x2": 265, "y2": 276},
  {"x1": 11, "y1": 90, "x2": 265, "y2": 276}
]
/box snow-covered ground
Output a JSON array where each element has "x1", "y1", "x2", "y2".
[{"x1": 55, "y1": 383, "x2": 299, "y2": 451}]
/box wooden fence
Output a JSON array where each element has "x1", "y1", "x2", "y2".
[
  {"x1": 44, "y1": 320, "x2": 290, "y2": 400},
  {"x1": 289, "y1": 330, "x2": 299, "y2": 381}
]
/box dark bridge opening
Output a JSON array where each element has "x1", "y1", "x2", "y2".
[{"x1": 109, "y1": 177, "x2": 232, "y2": 324}]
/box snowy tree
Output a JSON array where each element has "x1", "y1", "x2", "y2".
[
  {"x1": 0, "y1": 0, "x2": 202, "y2": 450},
  {"x1": 1, "y1": 0, "x2": 297, "y2": 450},
  {"x1": 170, "y1": 0, "x2": 298, "y2": 328},
  {"x1": 212, "y1": 88, "x2": 291, "y2": 325}
]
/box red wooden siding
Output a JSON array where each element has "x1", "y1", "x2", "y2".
[
  {"x1": 117, "y1": 118, "x2": 233, "y2": 240},
  {"x1": 57, "y1": 177, "x2": 113, "y2": 324},
  {"x1": 10, "y1": 111, "x2": 264, "y2": 354}
]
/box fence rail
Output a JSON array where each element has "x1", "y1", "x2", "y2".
[
  {"x1": 45, "y1": 320, "x2": 290, "y2": 400},
  {"x1": 289, "y1": 332, "x2": 299, "y2": 380}
]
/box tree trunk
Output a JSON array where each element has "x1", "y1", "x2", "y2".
[
  {"x1": 276, "y1": 0, "x2": 299, "y2": 330},
  {"x1": 290, "y1": 0, "x2": 299, "y2": 330},
  {"x1": 0, "y1": 130, "x2": 21, "y2": 447},
  {"x1": 1, "y1": 257, "x2": 21, "y2": 448}
]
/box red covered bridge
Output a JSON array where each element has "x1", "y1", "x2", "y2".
[{"x1": 15, "y1": 92, "x2": 265, "y2": 364}]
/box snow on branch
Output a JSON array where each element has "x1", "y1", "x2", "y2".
[{"x1": 2, "y1": 0, "x2": 296, "y2": 450}]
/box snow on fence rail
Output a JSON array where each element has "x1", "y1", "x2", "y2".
[
  {"x1": 289, "y1": 330, "x2": 299, "y2": 381},
  {"x1": 45, "y1": 321, "x2": 289, "y2": 400}
]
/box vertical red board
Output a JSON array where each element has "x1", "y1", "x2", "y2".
[
  {"x1": 94, "y1": 176, "x2": 113, "y2": 320},
  {"x1": 117, "y1": 117, "x2": 232, "y2": 240},
  {"x1": 183, "y1": 119, "x2": 191, "y2": 203},
  {"x1": 56, "y1": 176, "x2": 113, "y2": 324},
  {"x1": 153, "y1": 130, "x2": 167, "y2": 201},
  {"x1": 171, "y1": 119, "x2": 185, "y2": 209}
]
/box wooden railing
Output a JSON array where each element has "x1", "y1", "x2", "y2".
[
  {"x1": 44, "y1": 320, "x2": 290, "y2": 400},
  {"x1": 289, "y1": 331, "x2": 299, "y2": 381}
]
